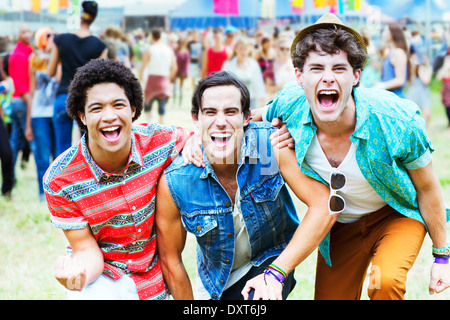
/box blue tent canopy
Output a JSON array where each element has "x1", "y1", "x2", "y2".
[
  {"x1": 367, "y1": 0, "x2": 450, "y2": 22},
  {"x1": 169, "y1": 0, "x2": 301, "y2": 30}
]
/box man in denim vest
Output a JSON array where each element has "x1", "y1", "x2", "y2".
[{"x1": 155, "y1": 71, "x2": 332, "y2": 300}]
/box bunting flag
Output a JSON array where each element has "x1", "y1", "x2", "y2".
[
  {"x1": 31, "y1": 0, "x2": 41, "y2": 12},
  {"x1": 347, "y1": 0, "x2": 360, "y2": 11},
  {"x1": 48, "y1": 0, "x2": 59, "y2": 13},
  {"x1": 213, "y1": 0, "x2": 239, "y2": 15},
  {"x1": 59, "y1": 0, "x2": 69, "y2": 8},
  {"x1": 338, "y1": 0, "x2": 344, "y2": 14},
  {"x1": 313, "y1": 0, "x2": 327, "y2": 8},
  {"x1": 291, "y1": 0, "x2": 303, "y2": 14},
  {"x1": 261, "y1": 0, "x2": 275, "y2": 19}
]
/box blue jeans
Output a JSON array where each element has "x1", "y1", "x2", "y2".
[
  {"x1": 31, "y1": 117, "x2": 56, "y2": 200},
  {"x1": 0, "y1": 116, "x2": 13, "y2": 195},
  {"x1": 145, "y1": 97, "x2": 167, "y2": 115},
  {"x1": 53, "y1": 94, "x2": 73, "y2": 157},
  {"x1": 10, "y1": 98, "x2": 33, "y2": 178}
]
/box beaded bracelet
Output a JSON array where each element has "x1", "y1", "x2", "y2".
[{"x1": 432, "y1": 244, "x2": 450, "y2": 255}]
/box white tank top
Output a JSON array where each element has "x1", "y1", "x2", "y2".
[
  {"x1": 305, "y1": 135, "x2": 386, "y2": 223},
  {"x1": 145, "y1": 43, "x2": 173, "y2": 77}
]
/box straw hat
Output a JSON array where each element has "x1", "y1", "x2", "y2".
[{"x1": 291, "y1": 13, "x2": 367, "y2": 55}]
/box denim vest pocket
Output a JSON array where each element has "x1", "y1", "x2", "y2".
[
  {"x1": 182, "y1": 212, "x2": 219, "y2": 237},
  {"x1": 249, "y1": 174, "x2": 284, "y2": 220}
]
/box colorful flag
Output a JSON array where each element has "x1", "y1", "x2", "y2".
[
  {"x1": 347, "y1": 0, "x2": 360, "y2": 11},
  {"x1": 338, "y1": 0, "x2": 344, "y2": 14},
  {"x1": 314, "y1": 0, "x2": 327, "y2": 8},
  {"x1": 48, "y1": 0, "x2": 59, "y2": 13},
  {"x1": 31, "y1": 0, "x2": 41, "y2": 12},
  {"x1": 59, "y1": 0, "x2": 69, "y2": 8},
  {"x1": 261, "y1": 0, "x2": 275, "y2": 19},
  {"x1": 291, "y1": 0, "x2": 303, "y2": 14},
  {"x1": 213, "y1": 0, "x2": 239, "y2": 15}
]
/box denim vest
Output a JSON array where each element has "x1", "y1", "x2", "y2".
[{"x1": 164, "y1": 122, "x2": 299, "y2": 299}]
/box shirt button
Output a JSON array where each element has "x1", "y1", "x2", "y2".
[
  {"x1": 220, "y1": 280, "x2": 225, "y2": 285},
  {"x1": 225, "y1": 259, "x2": 231, "y2": 264},
  {"x1": 128, "y1": 259, "x2": 132, "y2": 263},
  {"x1": 225, "y1": 201, "x2": 231, "y2": 207},
  {"x1": 137, "y1": 228, "x2": 141, "y2": 233},
  {"x1": 212, "y1": 293, "x2": 217, "y2": 299},
  {"x1": 132, "y1": 206, "x2": 136, "y2": 210},
  {"x1": 196, "y1": 225, "x2": 202, "y2": 231},
  {"x1": 227, "y1": 233, "x2": 233, "y2": 238}
]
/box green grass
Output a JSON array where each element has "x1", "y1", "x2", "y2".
[{"x1": 1, "y1": 82, "x2": 450, "y2": 300}]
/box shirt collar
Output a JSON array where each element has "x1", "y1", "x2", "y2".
[
  {"x1": 351, "y1": 88, "x2": 370, "y2": 141},
  {"x1": 81, "y1": 132, "x2": 144, "y2": 183}
]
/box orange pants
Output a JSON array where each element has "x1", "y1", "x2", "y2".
[{"x1": 315, "y1": 205, "x2": 426, "y2": 300}]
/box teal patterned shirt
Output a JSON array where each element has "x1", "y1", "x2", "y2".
[{"x1": 265, "y1": 81, "x2": 450, "y2": 266}]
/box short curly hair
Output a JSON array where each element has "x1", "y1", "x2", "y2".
[
  {"x1": 292, "y1": 26, "x2": 367, "y2": 74},
  {"x1": 66, "y1": 58, "x2": 143, "y2": 131}
]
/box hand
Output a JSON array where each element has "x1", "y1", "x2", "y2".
[
  {"x1": 181, "y1": 131, "x2": 204, "y2": 167},
  {"x1": 269, "y1": 118, "x2": 294, "y2": 149},
  {"x1": 25, "y1": 123, "x2": 34, "y2": 141},
  {"x1": 241, "y1": 272, "x2": 283, "y2": 300},
  {"x1": 429, "y1": 262, "x2": 450, "y2": 295},
  {"x1": 54, "y1": 255, "x2": 88, "y2": 291}
]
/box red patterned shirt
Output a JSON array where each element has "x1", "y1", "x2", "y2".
[{"x1": 44, "y1": 123, "x2": 190, "y2": 300}]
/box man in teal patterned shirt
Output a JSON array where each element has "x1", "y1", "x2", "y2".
[{"x1": 244, "y1": 13, "x2": 450, "y2": 299}]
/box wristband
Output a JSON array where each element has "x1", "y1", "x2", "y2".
[
  {"x1": 264, "y1": 269, "x2": 285, "y2": 286},
  {"x1": 434, "y1": 257, "x2": 449, "y2": 264},
  {"x1": 268, "y1": 264, "x2": 287, "y2": 278}
]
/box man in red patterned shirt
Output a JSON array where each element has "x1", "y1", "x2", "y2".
[{"x1": 43, "y1": 59, "x2": 191, "y2": 299}]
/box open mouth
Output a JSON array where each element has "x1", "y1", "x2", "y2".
[
  {"x1": 100, "y1": 126, "x2": 121, "y2": 142},
  {"x1": 211, "y1": 133, "x2": 232, "y2": 148},
  {"x1": 318, "y1": 90, "x2": 339, "y2": 109}
]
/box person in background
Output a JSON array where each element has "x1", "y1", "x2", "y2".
[
  {"x1": 376, "y1": 23, "x2": 411, "y2": 98},
  {"x1": 407, "y1": 29, "x2": 432, "y2": 127},
  {"x1": 47, "y1": 0, "x2": 107, "y2": 157},
  {"x1": 0, "y1": 36, "x2": 14, "y2": 199},
  {"x1": 8, "y1": 24, "x2": 34, "y2": 186},
  {"x1": 201, "y1": 28, "x2": 229, "y2": 78},
  {"x1": 139, "y1": 28, "x2": 177, "y2": 125},
  {"x1": 174, "y1": 37, "x2": 190, "y2": 108},
  {"x1": 29, "y1": 28, "x2": 60, "y2": 202},
  {"x1": 222, "y1": 39, "x2": 266, "y2": 109},
  {"x1": 255, "y1": 36, "x2": 276, "y2": 84},
  {"x1": 436, "y1": 51, "x2": 450, "y2": 128},
  {"x1": 265, "y1": 35, "x2": 296, "y2": 98},
  {"x1": 187, "y1": 29, "x2": 202, "y2": 87}
]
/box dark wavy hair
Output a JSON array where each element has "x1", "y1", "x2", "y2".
[
  {"x1": 66, "y1": 58, "x2": 143, "y2": 132},
  {"x1": 292, "y1": 26, "x2": 368, "y2": 85},
  {"x1": 191, "y1": 71, "x2": 250, "y2": 120}
]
